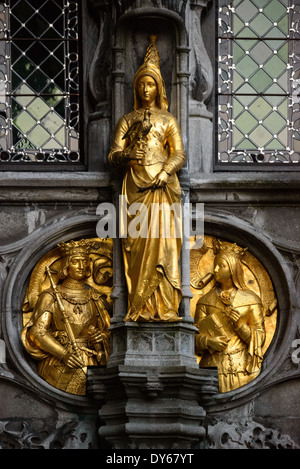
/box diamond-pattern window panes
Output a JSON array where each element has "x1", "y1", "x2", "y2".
[
  {"x1": 0, "y1": 0, "x2": 81, "y2": 165},
  {"x1": 218, "y1": 0, "x2": 300, "y2": 166}
]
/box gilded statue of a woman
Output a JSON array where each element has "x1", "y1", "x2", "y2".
[
  {"x1": 108, "y1": 36, "x2": 185, "y2": 322},
  {"x1": 194, "y1": 240, "x2": 266, "y2": 393}
]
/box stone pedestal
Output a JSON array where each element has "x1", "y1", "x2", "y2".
[
  {"x1": 108, "y1": 321, "x2": 199, "y2": 368},
  {"x1": 87, "y1": 321, "x2": 218, "y2": 449}
]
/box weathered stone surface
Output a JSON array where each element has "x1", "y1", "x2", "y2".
[
  {"x1": 87, "y1": 363, "x2": 218, "y2": 449},
  {"x1": 108, "y1": 321, "x2": 199, "y2": 368},
  {"x1": 254, "y1": 380, "x2": 300, "y2": 448}
]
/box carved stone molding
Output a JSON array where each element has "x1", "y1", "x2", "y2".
[
  {"x1": 87, "y1": 320, "x2": 218, "y2": 449},
  {"x1": 107, "y1": 322, "x2": 200, "y2": 368},
  {"x1": 189, "y1": 0, "x2": 213, "y2": 118},
  {"x1": 87, "y1": 0, "x2": 113, "y2": 110},
  {"x1": 87, "y1": 0, "x2": 213, "y2": 163},
  {"x1": 87, "y1": 362, "x2": 218, "y2": 449},
  {"x1": 0, "y1": 418, "x2": 98, "y2": 449},
  {"x1": 203, "y1": 419, "x2": 298, "y2": 449}
]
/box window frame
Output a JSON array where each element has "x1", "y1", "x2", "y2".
[
  {"x1": 215, "y1": 0, "x2": 300, "y2": 171},
  {"x1": 0, "y1": 0, "x2": 85, "y2": 172}
]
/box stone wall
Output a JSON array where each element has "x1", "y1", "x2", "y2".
[{"x1": 0, "y1": 0, "x2": 299, "y2": 450}]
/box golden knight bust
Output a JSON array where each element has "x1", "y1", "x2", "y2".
[{"x1": 21, "y1": 238, "x2": 112, "y2": 396}]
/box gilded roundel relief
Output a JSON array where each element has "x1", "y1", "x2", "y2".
[
  {"x1": 20, "y1": 233, "x2": 278, "y2": 396},
  {"x1": 190, "y1": 235, "x2": 277, "y2": 393},
  {"x1": 21, "y1": 238, "x2": 113, "y2": 396}
]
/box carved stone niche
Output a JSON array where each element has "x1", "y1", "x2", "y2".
[
  {"x1": 87, "y1": 0, "x2": 213, "y2": 170},
  {"x1": 88, "y1": 0, "x2": 194, "y2": 320},
  {"x1": 87, "y1": 0, "x2": 214, "y2": 173}
]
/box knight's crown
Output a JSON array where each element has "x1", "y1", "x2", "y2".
[{"x1": 58, "y1": 239, "x2": 93, "y2": 257}]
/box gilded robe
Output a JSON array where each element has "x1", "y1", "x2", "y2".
[
  {"x1": 108, "y1": 107, "x2": 185, "y2": 321},
  {"x1": 194, "y1": 286, "x2": 266, "y2": 392}
]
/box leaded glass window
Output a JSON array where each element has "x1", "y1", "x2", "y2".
[
  {"x1": 218, "y1": 0, "x2": 300, "y2": 166},
  {"x1": 0, "y1": 0, "x2": 81, "y2": 165}
]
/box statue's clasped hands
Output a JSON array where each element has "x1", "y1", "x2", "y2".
[
  {"x1": 62, "y1": 350, "x2": 85, "y2": 369},
  {"x1": 127, "y1": 147, "x2": 169, "y2": 190},
  {"x1": 61, "y1": 327, "x2": 104, "y2": 369}
]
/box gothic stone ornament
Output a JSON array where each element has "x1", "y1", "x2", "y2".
[
  {"x1": 21, "y1": 238, "x2": 113, "y2": 396},
  {"x1": 191, "y1": 236, "x2": 277, "y2": 393},
  {"x1": 108, "y1": 35, "x2": 185, "y2": 322},
  {"x1": 203, "y1": 419, "x2": 297, "y2": 449}
]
